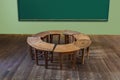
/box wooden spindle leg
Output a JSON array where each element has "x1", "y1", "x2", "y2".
[
  {"x1": 34, "y1": 49, "x2": 39, "y2": 65},
  {"x1": 59, "y1": 54, "x2": 63, "y2": 70},
  {"x1": 28, "y1": 45, "x2": 34, "y2": 60},
  {"x1": 44, "y1": 51, "x2": 48, "y2": 69},
  {"x1": 50, "y1": 52, "x2": 53, "y2": 63},
  {"x1": 86, "y1": 47, "x2": 90, "y2": 59},
  {"x1": 58, "y1": 34, "x2": 60, "y2": 44},
  {"x1": 50, "y1": 34, "x2": 53, "y2": 43},
  {"x1": 46, "y1": 35, "x2": 49, "y2": 42},
  {"x1": 65, "y1": 35, "x2": 69, "y2": 44},
  {"x1": 81, "y1": 49, "x2": 85, "y2": 64},
  {"x1": 72, "y1": 53, "x2": 76, "y2": 69}
]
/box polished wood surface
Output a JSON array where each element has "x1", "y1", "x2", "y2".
[
  {"x1": 0, "y1": 35, "x2": 120, "y2": 80},
  {"x1": 27, "y1": 36, "x2": 55, "y2": 51},
  {"x1": 27, "y1": 30, "x2": 91, "y2": 52}
]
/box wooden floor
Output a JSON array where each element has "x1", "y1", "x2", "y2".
[{"x1": 0, "y1": 35, "x2": 120, "y2": 80}]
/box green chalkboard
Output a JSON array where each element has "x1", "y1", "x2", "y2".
[{"x1": 18, "y1": 0, "x2": 110, "y2": 21}]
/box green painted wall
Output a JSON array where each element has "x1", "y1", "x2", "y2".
[{"x1": 0, "y1": 0, "x2": 120, "y2": 34}]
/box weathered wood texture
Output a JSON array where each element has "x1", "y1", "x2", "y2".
[{"x1": 0, "y1": 35, "x2": 120, "y2": 80}]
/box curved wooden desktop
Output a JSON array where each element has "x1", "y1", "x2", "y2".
[{"x1": 27, "y1": 30, "x2": 91, "y2": 69}]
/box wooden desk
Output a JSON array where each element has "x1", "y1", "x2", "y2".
[{"x1": 27, "y1": 30, "x2": 91, "y2": 69}]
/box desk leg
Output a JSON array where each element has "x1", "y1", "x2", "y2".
[
  {"x1": 50, "y1": 34, "x2": 53, "y2": 43},
  {"x1": 72, "y1": 53, "x2": 76, "y2": 69},
  {"x1": 44, "y1": 51, "x2": 48, "y2": 69},
  {"x1": 59, "y1": 54, "x2": 63, "y2": 70},
  {"x1": 81, "y1": 49, "x2": 85, "y2": 64},
  {"x1": 34, "y1": 49, "x2": 38, "y2": 65},
  {"x1": 28, "y1": 45, "x2": 34, "y2": 60},
  {"x1": 65, "y1": 35, "x2": 69, "y2": 44},
  {"x1": 86, "y1": 47, "x2": 90, "y2": 59},
  {"x1": 50, "y1": 52, "x2": 53, "y2": 63},
  {"x1": 46, "y1": 35, "x2": 49, "y2": 42},
  {"x1": 58, "y1": 34, "x2": 60, "y2": 44}
]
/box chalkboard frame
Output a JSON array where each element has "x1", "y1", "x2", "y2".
[{"x1": 17, "y1": 0, "x2": 110, "y2": 21}]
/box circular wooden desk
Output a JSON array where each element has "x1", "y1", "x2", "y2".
[{"x1": 27, "y1": 30, "x2": 91, "y2": 69}]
